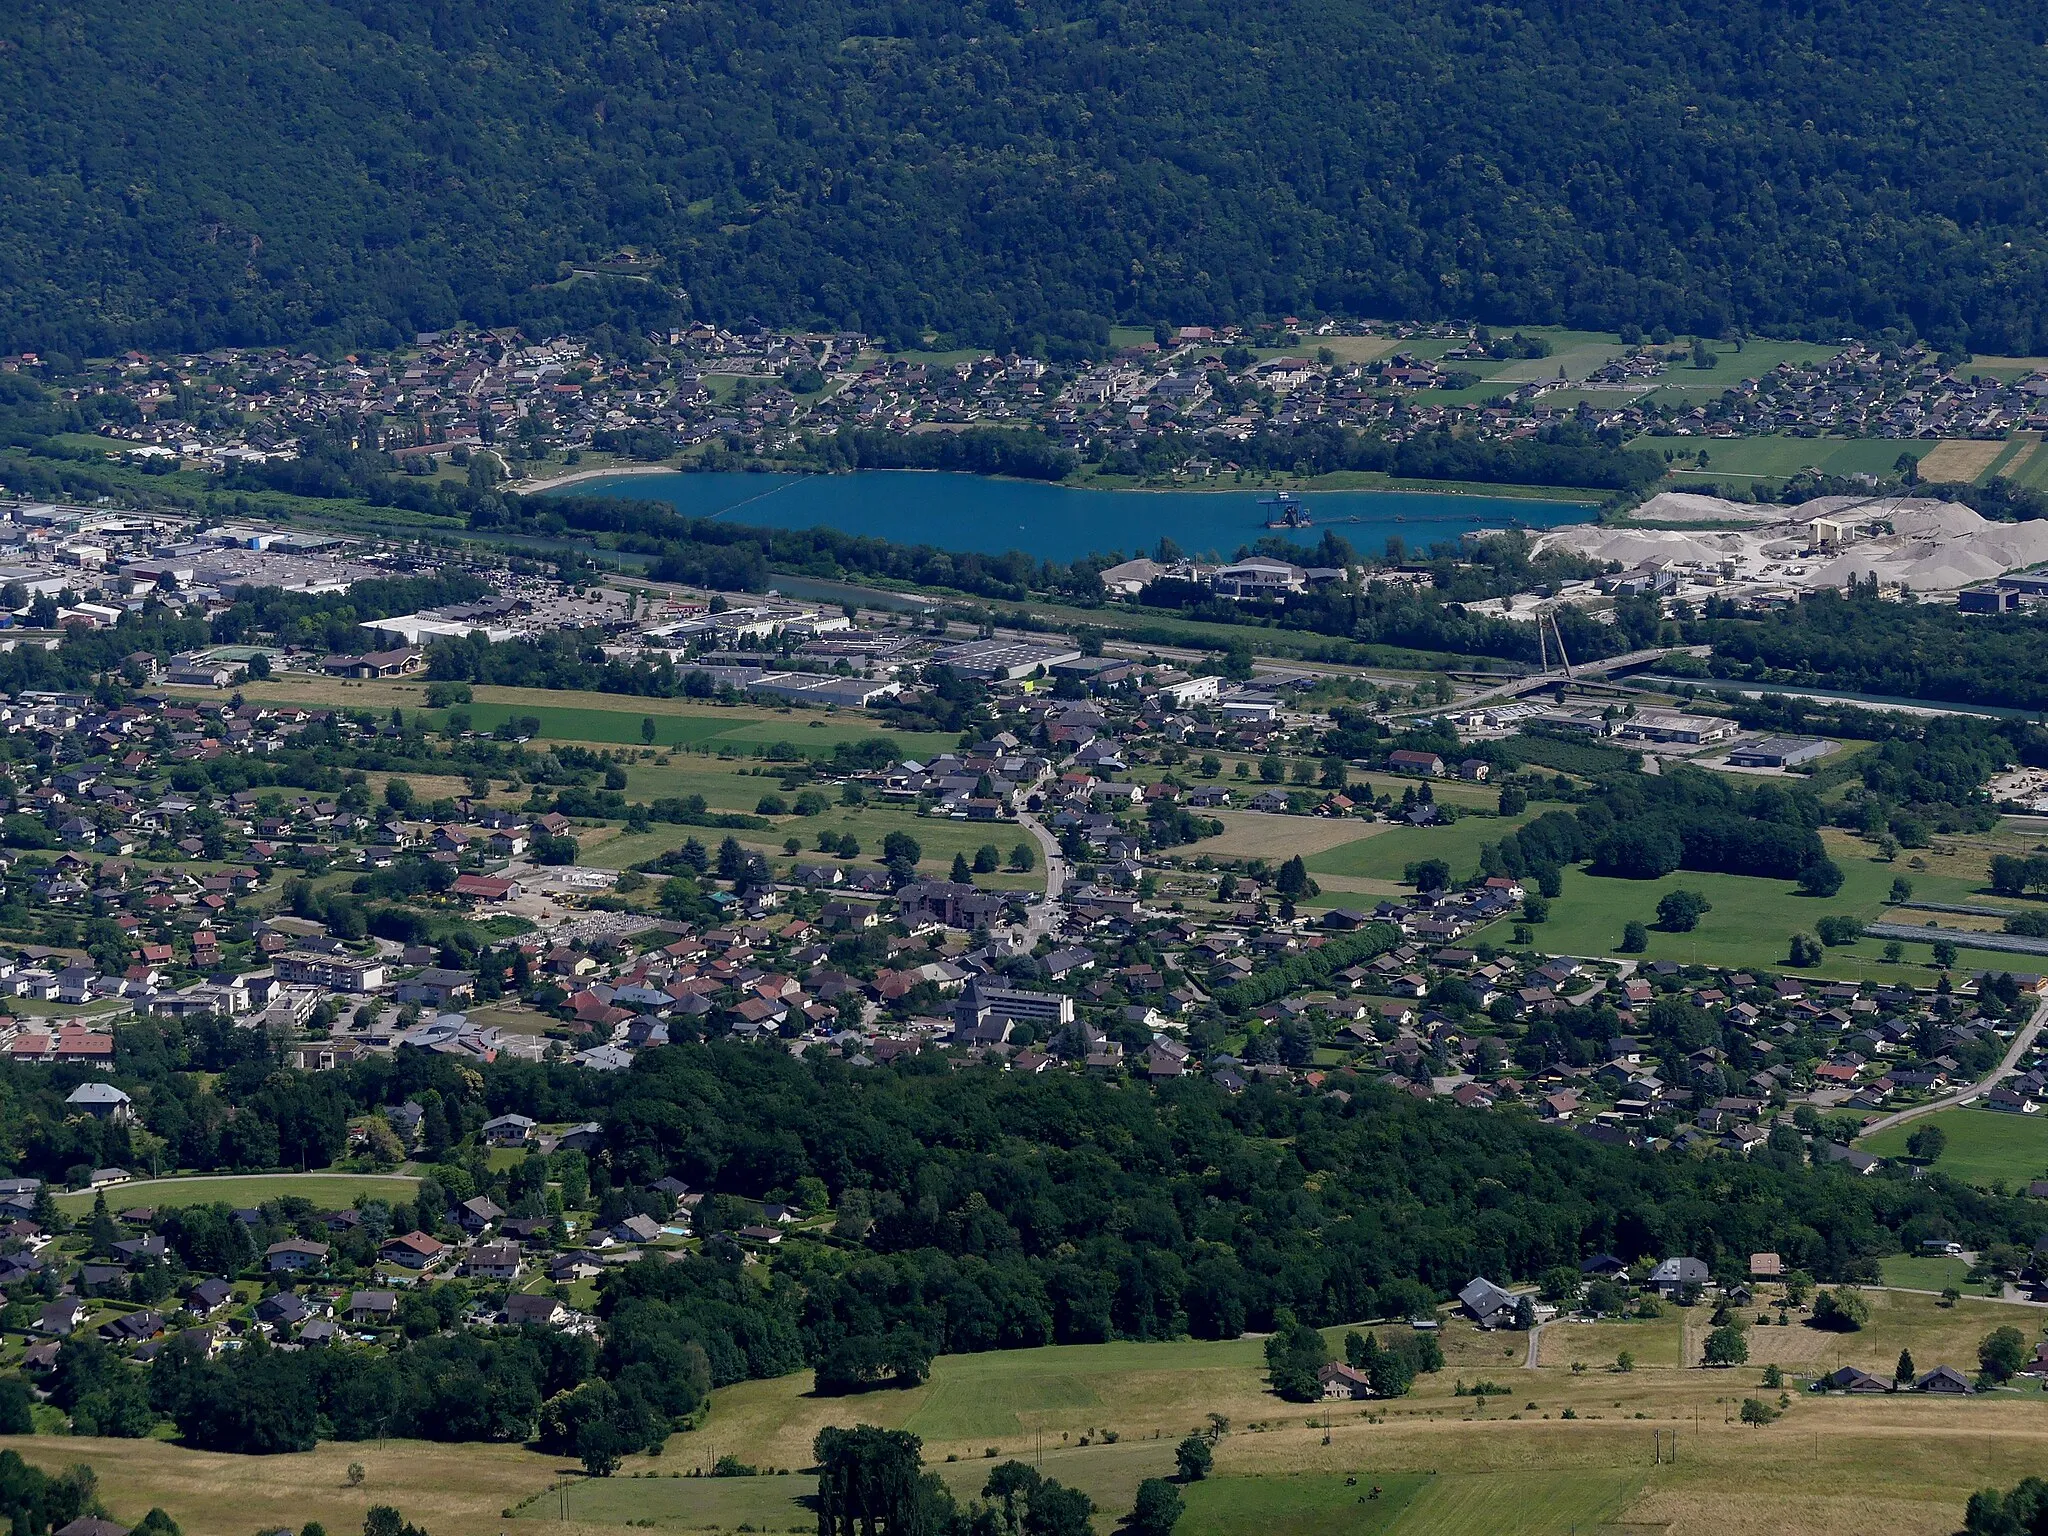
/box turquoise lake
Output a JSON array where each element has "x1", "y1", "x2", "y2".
[{"x1": 545, "y1": 470, "x2": 1592, "y2": 563}]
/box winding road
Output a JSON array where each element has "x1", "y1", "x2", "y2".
[{"x1": 1856, "y1": 995, "x2": 2048, "y2": 1140}]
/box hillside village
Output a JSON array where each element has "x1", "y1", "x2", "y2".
[{"x1": 15, "y1": 320, "x2": 2048, "y2": 484}]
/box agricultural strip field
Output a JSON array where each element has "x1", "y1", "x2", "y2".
[
  {"x1": 1860, "y1": 1108, "x2": 2048, "y2": 1190},
  {"x1": 1914, "y1": 439, "x2": 2007, "y2": 485},
  {"x1": 53, "y1": 1171, "x2": 419, "y2": 1216}
]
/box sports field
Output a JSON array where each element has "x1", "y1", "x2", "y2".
[
  {"x1": 1861, "y1": 1108, "x2": 2048, "y2": 1190},
  {"x1": 54, "y1": 1171, "x2": 419, "y2": 1215}
]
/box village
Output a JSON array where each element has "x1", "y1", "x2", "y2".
[{"x1": 13, "y1": 318, "x2": 2048, "y2": 489}]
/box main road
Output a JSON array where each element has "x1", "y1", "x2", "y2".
[{"x1": 1856, "y1": 996, "x2": 2048, "y2": 1140}]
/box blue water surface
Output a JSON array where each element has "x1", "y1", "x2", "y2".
[{"x1": 549, "y1": 470, "x2": 1592, "y2": 564}]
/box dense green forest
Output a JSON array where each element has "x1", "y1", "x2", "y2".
[
  {"x1": 6, "y1": 0, "x2": 2048, "y2": 356},
  {"x1": 1688, "y1": 589, "x2": 2048, "y2": 710},
  {"x1": 27, "y1": 1036, "x2": 2041, "y2": 1453}
]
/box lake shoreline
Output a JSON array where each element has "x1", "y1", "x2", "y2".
[{"x1": 519, "y1": 461, "x2": 1605, "y2": 503}]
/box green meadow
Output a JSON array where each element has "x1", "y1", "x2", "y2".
[
  {"x1": 1178, "y1": 1473, "x2": 1427, "y2": 1536},
  {"x1": 55, "y1": 1172, "x2": 419, "y2": 1215},
  {"x1": 424, "y1": 698, "x2": 957, "y2": 759},
  {"x1": 1634, "y1": 434, "x2": 1929, "y2": 488},
  {"x1": 1861, "y1": 1108, "x2": 2048, "y2": 1190},
  {"x1": 1305, "y1": 810, "x2": 1535, "y2": 886}
]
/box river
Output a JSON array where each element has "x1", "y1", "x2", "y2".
[{"x1": 541, "y1": 469, "x2": 1593, "y2": 563}]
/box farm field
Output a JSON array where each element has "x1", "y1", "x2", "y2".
[
  {"x1": 18, "y1": 1286, "x2": 2048, "y2": 1536},
  {"x1": 1915, "y1": 439, "x2": 2007, "y2": 485},
  {"x1": 192, "y1": 678, "x2": 961, "y2": 760},
  {"x1": 1631, "y1": 435, "x2": 1930, "y2": 487},
  {"x1": 53, "y1": 1171, "x2": 419, "y2": 1215},
  {"x1": 1305, "y1": 808, "x2": 1534, "y2": 884},
  {"x1": 1194, "y1": 812, "x2": 1378, "y2": 864},
  {"x1": 1177, "y1": 1472, "x2": 1426, "y2": 1536},
  {"x1": 422, "y1": 698, "x2": 958, "y2": 760},
  {"x1": 1860, "y1": 1109, "x2": 2048, "y2": 1190},
  {"x1": 1537, "y1": 1312, "x2": 1689, "y2": 1370}
]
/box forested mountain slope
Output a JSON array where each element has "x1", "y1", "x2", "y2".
[{"x1": 6, "y1": 0, "x2": 2048, "y2": 356}]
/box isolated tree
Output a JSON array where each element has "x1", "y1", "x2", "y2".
[
  {"x1": 1907, "y1": 1124, "x2": 1948, "y2": 1162},
  {"x1": 1895, "y1": 1349, "x2": 1916, "y2": 1387},
  {"x1": 1619, "y1": 920, "x2": 1648, "y2": 953},
  {"x1": 1174, "y1": 1436, "x2": 1213, "y2": 1482},
  {"x1": 1656, "y1": 890, "x2": 1711, "y2": 931},
  {"x1": 1703, "y1": 1325, "x2": 1749, "y2": 1367},
  {"x1": 1980, "y1": 1326, "x2": 2027, "y2": 1383},
  {"x1": 1739, "y1": 1398, "x2": 1779, "y2": 1428}
]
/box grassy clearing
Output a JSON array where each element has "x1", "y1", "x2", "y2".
[
  {"x1": 1178, "y1": 1472, "x2": 1425, "y2": 1536},
  {"x1": 210, "y1": 678, "x2": 960, "y2": 760},
  {"x1": 536, "y1": 1472, "x2": 816, "y2": 1531},
  {"x1": 1193, "y1": 813, "x2": 1375, "y2": 863},
  {"x1": 0, "y1": 1434, "x2": 570, "y2": 1536},
  {"x1": 1486, "y1": 832, "x2": 1989, "y2": 984},
  {"x1": 582, "y1": 802, "x2": 1045, "y2": 890},
  {"x1": 1861, "y1": 1108, "x2": 2048, "y2": 1189},
  {"x1": 1396, "y1": 1469, "x2": 1641, "y2": 1536},
  {"x1": 1635, "y1": 435, "x2": 1928, "y2": 485},
  {"x1": 54, "y1": 1172, "x2": 418, "y2": 1215},
  {"x1": 1876, "y1": 1256, "x2": 1987, "y2": 1294},
  {"x1": 1640, "y1": 338, "x2": 1844, "y2": 393},
  {"x1": 1306, "y1": 810, "x2": 1532, "y2": 884}
]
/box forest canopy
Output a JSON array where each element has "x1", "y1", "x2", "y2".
[{"x1": 5, "y1": 0, "x2": 2048, "y2": 356}]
